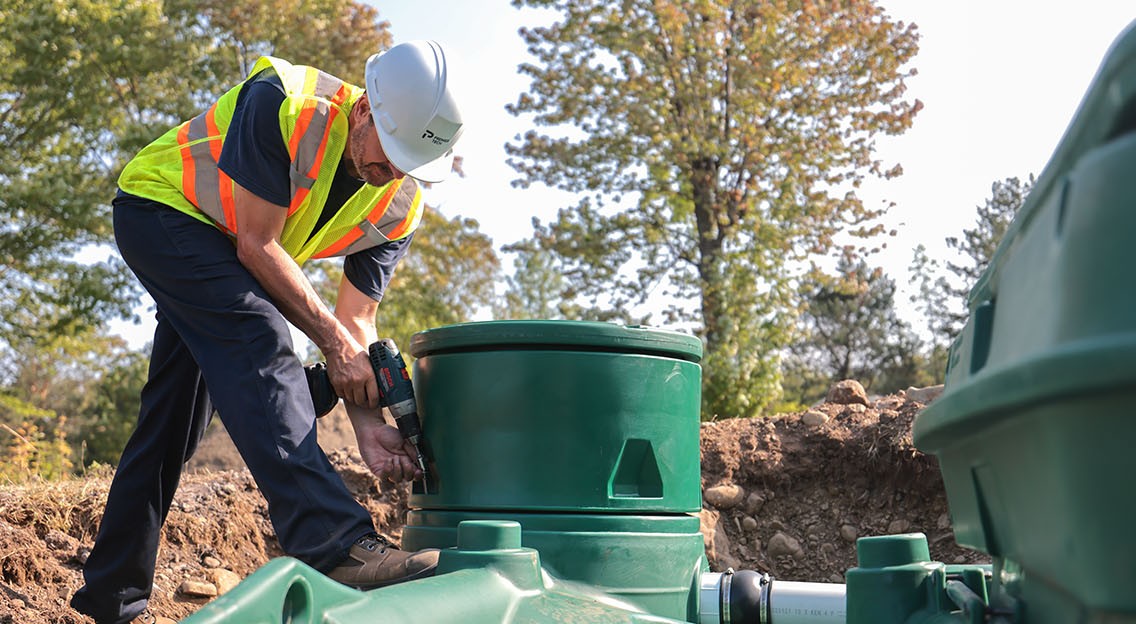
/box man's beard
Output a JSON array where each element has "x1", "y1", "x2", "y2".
[{"x1": 349, "y1": 125, "x2": 396, "y2": 187}]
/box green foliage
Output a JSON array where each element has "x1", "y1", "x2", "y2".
[
  {"x1": 910, "y1": 176, "x2": 1032, "y2": 349},
  {"x1": 496, "y1": 239, "x2": 568, "y2": 320},
  {"x1": 0, "y1": 395, "x2": 73, "y2": 483},
  {"x1": 195, "y1": 0, "x2": 391, "y2": 84},
  {"x1": 507, "y1": 0, "x2": 921, "y2": 417},
  {"x1": 77, "y1": 346, "x2": 148, "y2": 466}
]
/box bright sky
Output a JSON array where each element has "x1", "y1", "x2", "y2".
[
  {"x1": 376, "y1": 1, "x2": 1136, "y2": 302},
  {"x1": 110, "y1": 2, "x2": 1136, "y2": 348}
]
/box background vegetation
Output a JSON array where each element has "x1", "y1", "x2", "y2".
[{"x1": 0, "y1": 0, "x2": 1023, "y2": 481}]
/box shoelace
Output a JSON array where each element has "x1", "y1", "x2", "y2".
[{"x1": 357, "y1": 534, "x2": 393, "y2": 553}]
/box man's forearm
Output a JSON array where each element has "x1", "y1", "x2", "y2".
[{"x1": 238, "y1": 239, "x2": 351, "y2": 354}]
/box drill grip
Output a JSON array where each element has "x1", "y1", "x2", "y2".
[{"x1": 304, "y1": 362, "x2": 338, "y2": 418}]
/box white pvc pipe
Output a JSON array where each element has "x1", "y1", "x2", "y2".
[{"x1": 769, "y1": 580, "x2": 846, "y2": 624}]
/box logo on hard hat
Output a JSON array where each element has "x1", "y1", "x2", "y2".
[{"x1": 421, "y1": 129, "x2": 452, "y2": 146}]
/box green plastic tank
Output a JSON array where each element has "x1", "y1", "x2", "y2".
[
  {"x1": 914, "y1": 19, "x2": 1136, "y2": 624},
  {"x1": 401, "y1": 321, "x2": 707, "y2": 621},
  {"x1": 182, "y1": 520, "x2": 690, "y2": 624}
]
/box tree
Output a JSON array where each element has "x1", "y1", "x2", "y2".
[
  {"x1": 506, "y1": 0, "x2": 921, "y2": 417},
  {"x1": 910, "y1": 176, "x2": 1032, "y2": 349},
  {"x1": 196, "y1": 0, "x2": 390, "y2": 84},
  {"x1": 496, "y1": 238, "x2": 568, "y2": 320},
  {"x1": 0, "y1": 0, "x2": 393, "y2": 472},
  {"x1": 783, "y1": 250, "x2": 927, "y2": 406}
]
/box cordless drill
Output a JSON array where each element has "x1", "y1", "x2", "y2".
[{"x1": 305, "y1": 338, "x2": 432, "y2": 492}]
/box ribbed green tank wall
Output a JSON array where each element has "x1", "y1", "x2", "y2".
[
  {"x1": 403, "y1": 321, "x2": 707, "y2": 621},
  {"x1": 914, "y1": 19, "x2": 1136, "y2": 623}
]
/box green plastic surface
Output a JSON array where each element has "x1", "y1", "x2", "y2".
[
  {"x1": 408, "y1": 322, "x2": 703, "y2": 512},
  {"x1": 409, "y1": 320, "x2": 704, "y2": 363},
  {"x1": 914, "y1": 20, "x2": 1136, "y2": 620},
  {"x1": 182, "y1": 321, "x2": 709, "y2": 622},
  {"x1": 404, "y1": 511, "x2": 706, "y2": 620},
  {"x1": 846, "y1": 534, "x2": 991, "y2": 624},
  {"x1": 183, "y1": 521, "x2": 690, "y2": 624}
]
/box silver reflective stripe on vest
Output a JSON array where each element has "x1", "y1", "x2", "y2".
[
  {"x1": 184, "y1": 111, "x2": 228, "y2": 226},
  {"x1": 288, "y1": 99, "x2": 334, "y2": 201},
  {"x1": 314, "y1": 70, "x2": 343, "y2": 100},
  {"x1": 331, "y1": 179, "x2": 420, "y2": 257}
]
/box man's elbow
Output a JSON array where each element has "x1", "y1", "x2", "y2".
[{"x1": 235, "y1": 236, "x2": 273, "y2": 270}]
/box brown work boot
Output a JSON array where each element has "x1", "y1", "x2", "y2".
[
  {"x1": 325, "y1": 534, "x2": 439, "y2": 589},
  {"x1": 131, "y1": 609, "x2": 175, "y2": 624}
]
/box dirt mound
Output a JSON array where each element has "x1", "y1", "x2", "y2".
[
  {"x1": 698, "y1": 386, "x2": 985, "y2": 581},
  {"x1": 0, "y1": 389, "x2": 982, "y2": 623}
]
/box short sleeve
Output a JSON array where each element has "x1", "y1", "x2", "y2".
[{"x1": 343, "y1": 233, "x2": 415, "y2": 302}]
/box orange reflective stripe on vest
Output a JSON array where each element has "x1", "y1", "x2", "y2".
[
  {"x1": 311, "y1": 178, "x2": 421, "y2": 259},
  {"x1": 177, "y1": 103, "x2": 237, "y2": 234}
]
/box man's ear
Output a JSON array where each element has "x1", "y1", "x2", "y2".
[{"x1": 353, "y1": 94, "x2": 370, "y2": 122}]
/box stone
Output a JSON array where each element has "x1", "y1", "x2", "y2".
[
  {"x1": 839, "y1": 525, "x2": 858, "y2": 543},
  {"x1": 178, "y1": 580, "x2": 219, "y2": 598},
  {"x1": 905, "y1": 385, "x2": 944, "y2": 405},
  {"x1": 937, "y1": 513, "x2": 952, "y2": 530},
  {"x1": 801, "y1": 410, "x2": 829, "y2": 427},
  {"x1": 874, "y1": 396, "x2": 904, "y2": 411},
  {"x1": 202, "y1": 555, "x2": 223, "y2": 569},
  {"x1": 887, "y1": 519, "x2": 911, "y2": 534},
  {"x1": 744, "y1": 492, "x2": 765, "y2": 515},
  {"x1": 208, "y1": 568, "x2": 242, "y2": 595},
  {"x1": 766, "y1": 531, "x2": 802, "y2": 559},
  {"x1": 825, "y1": 380, "x2": 870, "y2": 406},
  {"x1": 699, "y1": 508, "x2": 738, "y2": 570},
  {"x1": 704, "y1": 484, "x2": 746, "y2": 510},
  {"x1": 741, "y1": 516, "x2": 758, "y2": 531}
]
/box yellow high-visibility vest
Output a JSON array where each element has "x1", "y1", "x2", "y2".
[{"x1": 118, "y1": 56, "x2": 423, "y2": 264}]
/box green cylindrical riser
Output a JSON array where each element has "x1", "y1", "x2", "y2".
[
  {"x1": 404, "y1": 510, "x2": 707, "y2": 622},
  {"x1": 407, "y1": 322, "x2": 703, "y2": 513}
]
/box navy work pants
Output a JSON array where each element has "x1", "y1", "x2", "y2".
[{"x1": 71, "y1": 194, "x2": 374, "y2": 624}]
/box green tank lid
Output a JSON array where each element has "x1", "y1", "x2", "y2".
[{"x1": 408, "y1": 320, "x2": 703, "y2": 363}]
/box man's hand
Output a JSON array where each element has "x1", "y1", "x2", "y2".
[
  {"x1": 355, "y1": 419, "x2": 422, "y2": 483},
  {"x1": 325, "y1": 339, "x2": 380, "y2": 409}
]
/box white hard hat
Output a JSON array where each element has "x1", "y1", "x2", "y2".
[{"x1": 365, "y1": 40, "x2": 464, "y2": 183}]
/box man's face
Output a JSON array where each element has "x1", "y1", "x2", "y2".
[{"x1": 349, "y1": 95, "x2": 406, "y2": 187}]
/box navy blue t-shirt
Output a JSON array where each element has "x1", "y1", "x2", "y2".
[{"x1": 216, "y1": 69, "x2": 413, "y2": 302}]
